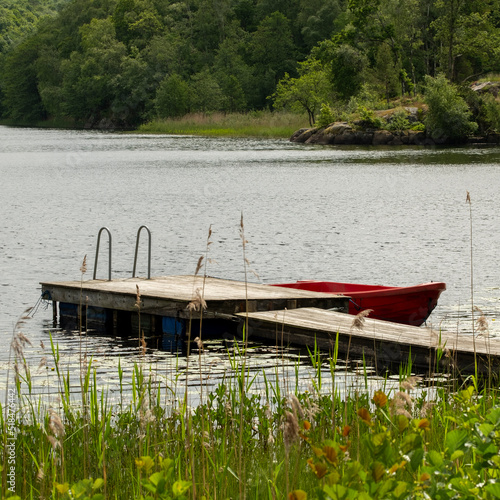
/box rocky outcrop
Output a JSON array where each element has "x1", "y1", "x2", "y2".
[
  {"x1": 291, "y1": 122, "x2": 433, "y2": 146},
  {"x1": 290, "y1": 121, "x2": 500, "y2": 146}
]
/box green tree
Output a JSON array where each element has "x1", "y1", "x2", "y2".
[
  {"x1": 113, "y1": 0, "x2": 163, "y2": 50},
  {"x1": 190, "y1": 0, "x2": 233, "y2": 56},
  {"x1": 0, "y1": 0, "x2": 64, "y2": 55},
  {"x1": 155, "y1": 72, "x2": 190, "y2": 118},
  {"x1": 480, "y1": 93, "x2": 500, "y2": 133},
  {"x1": 272, "y1": 58, "x2": 332, "y2": 126},
  {"x1": 112, "y1": 52, "x2": 152, "y2": 126},
  {"x1": 1, "y1": 36, "x2": 46, "y2": 121},
  {"x1": 329, "y1": 44, "x2": 368, "y2": 101},
  {"x1": 432, "y1": 0, "x2": 500, "y2": 81},
  {"x1": 297, "y1": 0, "x2": 346, "y2": 51},
  {"x1": 61, "y1": 18, "x2": 128, "y2": 124},
  {"x1": 213, "y1": 37, "x2": 252, "y2": 111},
  {"x1": 370, "y1": 43, "x2": 400, "y2": 102},
  {"x1": 190, "y1": 69, "x2": 224, "y2": 112},
  {"x1": 249, "y1": 11, "x2": 296, "y2": 108},
  {"x1": 424, "y1": 74, "x2": 477, "y2": 141},
  {"x1": 36, "y1": 46, "x2": 64, "y2": 117}
]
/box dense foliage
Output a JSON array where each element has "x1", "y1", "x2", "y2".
[{"x1": 1, "y1": 0, "x2": 500, "y2": 129}]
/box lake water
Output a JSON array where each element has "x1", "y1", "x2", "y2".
[{"x1": 1, "y1": 125, "x2": 500, "y2": 405}]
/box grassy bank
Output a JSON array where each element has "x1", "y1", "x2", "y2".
[{"x1": 137, "y1": 111, "x2": 307, "y2": 138}]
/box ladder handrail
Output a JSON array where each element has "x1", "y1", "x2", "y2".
[
  {"x1": 93, "y1": 227, "x2": 112, "y2": 280},
  {"x1": 132, "y1": 225, "x2": 151, "y2": 279}
]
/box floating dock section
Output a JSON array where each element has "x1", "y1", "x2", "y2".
[{"x1": 238, "y1": 307, "x2": 500, "y2": 375}]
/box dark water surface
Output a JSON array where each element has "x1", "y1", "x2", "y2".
[{"x1": 1, "y1": 126, "x2": 500, "y2": 404}]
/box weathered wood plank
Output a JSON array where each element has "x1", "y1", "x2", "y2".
[{"x1": 238, "y1": 308, "x2": 500, "y2": 374}]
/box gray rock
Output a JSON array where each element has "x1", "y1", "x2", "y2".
[
  {"x1": 372, "y1": 130, "x2": 394, "y2": 145},
  {"x1": 290, "y1": 128, "x2": 311, "y2": 142}
]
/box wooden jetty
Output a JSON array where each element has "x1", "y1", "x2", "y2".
[
  {"x1": 40, "y1": 274, "x2": 500, "y2": 374},
  {"x1": 238, "y1": 307, "x2": 500, "y2": 375}
]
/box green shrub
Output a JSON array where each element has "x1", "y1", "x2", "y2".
[
  {"x1": 386, "y1": 109, "x2": 410, "y2": 133},
  {"x1": 316, "y1": 103, "x2": 336, "y2": 128},
  {"x1": 356, "y1": 105, "x2": 384, "y2": 129},
  {"x1": 410, "y1": 122, "x2": 426, "y2": 131},
  {"x1": 347, "y1": 83, "x2": 384, "y2": 114},
  {"x1": 482, "y1": 93, "x2": 500, "y2": 133},
  {"x1": 424, "y1": 74, "x2": 478, "y2": 141}
]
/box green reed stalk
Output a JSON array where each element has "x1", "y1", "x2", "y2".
[
  {"x1": 466, "y1": 192, "x2": 478, "y2": 383},
  {"x1": 238, "y1": 212, "x2": 250, "y2": 499}
]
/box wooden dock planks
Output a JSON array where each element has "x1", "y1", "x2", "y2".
[
  {"x1": 238, "y1": 307, "x2": 500, "y2": 374},
  {"x1": 41, "y1": 275, "x2": 349, "y2": 319}
]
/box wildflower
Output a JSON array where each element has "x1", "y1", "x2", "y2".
[
  {"x1": 194, "y1": 256, "x2": 204, "y2": 275},
  {"x1": 395, "y1": 391, "x2": 412, "y2": 406},
  {"x1": 48, "y1": 409, "x2": 65, "y2": 438},
  {"x1": 37, "y1": 357, "x2": 47, "y2": 372},
  {"x1": 417, "y1": 418, "x2": 431, "y2": 431},
  {"x1": 323, "y1": 445, "x2": 338, "y2": 466},
  {"x1": 17, "y1": 332, "x2": 32, "y2": 347},
  {"x1": 307, "y1": 459, "x2": 328, "y2": 479},
  {"x1": 400, "y1": 376, "x2": 421, "y2": 392},
  {"x1": 372, "y1": 390, "x2": 388, "y2": 408},
  {"x1": 36, "y1": 464, "x2": 45, "y2": 481},
  {"x1": 194, "y1": 337, "x2": 204, "y2": 351},
  {"x1": 420, "y1": 401, "x2": 435, "y2": 418},
  {"x1": 135, "y1": 285, "x2": 141, "y2": 309},
  {"x1": 357, "y1": 407, "x2": 372, "y2": 425}
]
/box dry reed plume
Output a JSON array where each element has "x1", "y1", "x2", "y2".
[{"x1": 350, "y1": 309, "x2": 373, "y2": 330}]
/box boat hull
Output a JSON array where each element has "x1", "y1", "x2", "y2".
[{"x1": 271, "y1": 281, "x2": 446, "y2": 326}]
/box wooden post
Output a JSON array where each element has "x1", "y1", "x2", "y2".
[{"x1": 52, "y1": 301, "x2": 58, "y2": 325}]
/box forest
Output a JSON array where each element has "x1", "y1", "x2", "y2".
[{"x1": 1, "y1": 0, "x2": 500, "y2": 131}]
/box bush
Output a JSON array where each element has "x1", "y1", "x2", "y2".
[
  {"x1": 155, "y1": 73, "x2": 190, "y2": 118},
  {"x1": 424, "y1": 74, "x2": 477, "y2": 142},
  {"x1": 316, "y1": 103, "x2": 336, "y2": 128},
  {"x1": 347, "y1": 83, "x2": 384, "y2": 114},
  {"x1": 386, "y1": 109, "x2": 410, "y2": 133},
  {"x1": 355, "y1": 105, "x2": 384, "y2": 129},
  {"x1": 410, "y1": 122, "x2": 426, "y2": 131},
  {"x1": 482, "y1": 93, "x2": 500, "y2": 133}
]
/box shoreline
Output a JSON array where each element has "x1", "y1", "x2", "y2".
[
  {"x1": 2, "y1": 119, "x2": 500, "y2": 146},
  {"x1": 290, "y1": 122, "x2": 500, "y2": 147}
]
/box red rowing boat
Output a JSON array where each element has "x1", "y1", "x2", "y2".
[{"x1": 271, "y1": 281, "x2": 446, "y2": 326}]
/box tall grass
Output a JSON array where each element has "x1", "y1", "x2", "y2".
[
  {"x1": 2, "y1": 307, "x2": 500, "y2": 499},
  {"x1": 137, "y1": 111, "x2": 307, "y2": 138}
]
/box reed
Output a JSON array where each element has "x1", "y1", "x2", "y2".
[
  {"x1": 2, "y1": 328, "x2": 500, "y2": 499},
  {"x1": 137, "y1": 111, "x2": 306, "y2": 138}
]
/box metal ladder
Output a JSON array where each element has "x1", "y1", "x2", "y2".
[{"x1": 93, "y1": 225, "x2": 151, "y2": 280}]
